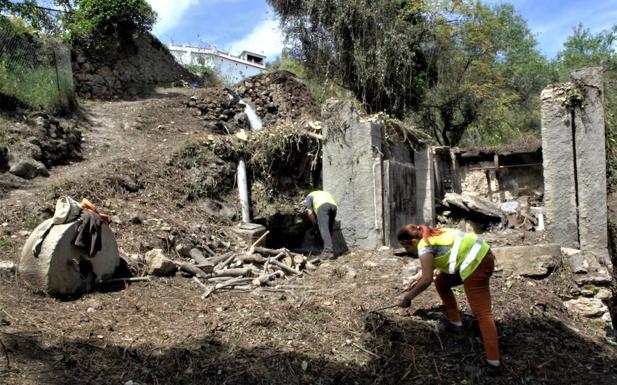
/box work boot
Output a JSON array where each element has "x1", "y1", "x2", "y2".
[{"x1": 435, "y1": 319, "x2": 465, "y2": 336}]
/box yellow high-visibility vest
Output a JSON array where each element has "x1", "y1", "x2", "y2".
[
  {"x1": 307, "y1": 191, "x2": 337, "y2": 212},
  {"x1": 417, "y1": 228, "x2": 490, "y2": 280}
]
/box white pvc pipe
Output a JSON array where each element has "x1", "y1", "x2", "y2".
[{"x1": 237, "y1": 160, "x2": 250, "y2": 223}]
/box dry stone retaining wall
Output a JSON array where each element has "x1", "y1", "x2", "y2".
[{"x1": 72, "y1": 33, "x2": 198, "y2": 100}]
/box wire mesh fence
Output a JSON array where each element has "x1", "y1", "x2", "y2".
[{"x1": 0, "y1": 3, "x2": 74, "y2": 112}]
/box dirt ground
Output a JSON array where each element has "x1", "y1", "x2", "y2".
[{"x1": 1, "y1": 90, "x2": 616, "y2": 385}]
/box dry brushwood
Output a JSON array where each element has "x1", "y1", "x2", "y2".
[{"x1": 187, "y1": 241, "x2": 313, "y2": 297}]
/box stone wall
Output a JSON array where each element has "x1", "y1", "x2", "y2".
[
  {"x1": 72, "y1": 33, "x2": 198, "y2": 99},
  {"x1": 321, "y1": 99, "x2": 416, "y2": 249}
]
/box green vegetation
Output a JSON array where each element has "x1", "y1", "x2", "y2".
[
  {"x1": 57, "y1": 0, "x2": 156, "y2": 42},
  {"x1": 267, "y1": 0, "x2": 555, "y2": 146},
  {"x1": 0, "y1": 17, "x2": 72, "y2": 111},
  {"x1": 268, "y1": 52, "x2": 351, "y2": 104},
  {"x1": 554, "y1": 24, "x2": 617, "y2": 187},
  {"x1": 184, "y1": 64, "x2": 223, "y2": 87}
]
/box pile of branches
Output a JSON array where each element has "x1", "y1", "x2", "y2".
[{"x1": 188, "y1": 235, "x2": 318, "y2": 298}]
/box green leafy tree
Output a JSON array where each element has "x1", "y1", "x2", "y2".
[
  {"x1": 419, "y1": 2, "x2": 554, "y2": 146},
  {"x1": 268, "y1": 0, "x2": 552, "y2": 146},
  {"x1": 267, "y1": 0, "x2": 430, "y2": 117},
  {"x1": 57, "y1": 0, "x2": 156, "y2": 42},
  {"x1": 1, "y1": 0, "x2": 52, "y2": 31},
  {"x1": 555, "y1": 24, "x2": 617, "y2": 186}
]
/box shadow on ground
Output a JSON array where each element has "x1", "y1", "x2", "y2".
[{"x1": 1, "y1": 310, "x2": 616, "y2": 385}]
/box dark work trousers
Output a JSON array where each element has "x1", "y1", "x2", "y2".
[{"x1": 315, "y1": 203, "x2": 337, "y2": 252}]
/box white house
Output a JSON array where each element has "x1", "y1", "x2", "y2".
[{"x1": 168, "y1": 44, "x2": 267, "y2": 84}]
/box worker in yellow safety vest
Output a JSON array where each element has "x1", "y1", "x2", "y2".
[
  {"x1": 305, "y1": 190, "x2": 337, "y2": 260},
  {"x1": 397, "y1": 224, "x2": 502, "y2": 377}
]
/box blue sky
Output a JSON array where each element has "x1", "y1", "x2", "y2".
[
  {"x1": 484, "y1": 0, "x2": 617, "y2": 58},
  {"x1": 145, "y1": 0, "x2": 617, "y2": 62}
]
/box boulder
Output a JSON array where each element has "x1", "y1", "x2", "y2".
[
  {"x1": 443, "y1": 192, "x2": 503, "y2": 220},
  {"x1": 9, "y1": 158, "x2": 49, "y2": 179},
  {"x1": 492, "y1": 244, "x2": 561, "y2": 279},
  {"x1": 566, "y1": 253, "x2": 588, "y2": 274},
  {"x1": 563, "y1": 297, "x2": 608, "y2": 318},
  {"x1": 19, "y1": 218, "x2": 120, "y2": 295},
  {"x1": 573, "y1": 271, "x2": 612, "y2": 287},
  {"x1": 144, "y1": 249, "x2": 176, "y2": 276}
]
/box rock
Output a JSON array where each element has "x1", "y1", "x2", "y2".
[
  {"x1": 144, "y1": 249, "x2": 177, "y2": 276},
  {"x1": 492, "y1": 244, "x2": 561, "y2": 278},
  {"x1": 129, "y1": 215, "x2": 142, "y2": 224},
  {"x1": 580, "y1": 289, "x2": 594, "y2": 297},
  {"x1": 9, "y1": 158, "x2": 49, "y2": 179},
  {"x1": 564, "y1": 297, "x2": 608, "y2": 318},
  {"x1": 189, "y1": 248, "x2": 209, "y2": 265},
  {"x1": 85, "y1": 299, "x2": 103, "y2": 311},
  {"x1": 0, "y1": 260, "x2": 16, "y2": 278},
  {"x1": 363, "y1": 260, "x2": 378, "y2": 268},
  {"x1": 574, "y1": 270, "x2": 612, "y2": 287},
  {"x1": 500, "y1": 201, "x2": 520, "y2": 214},
  {"x1": 601, "y1": 312, "x2": 612, "y2": 323},
  {"x1": 345, "y1": 267, "x2": 357, "y2": 279},
  {"x1": 596, "y1": 288, "x2": 612, "y2": 302},
  {"x1": 567, "y1": 253, "x2": 588, "y2": 274},
  {"x1": 443, "y1": 192, "x2": 502, "y2": 219}
]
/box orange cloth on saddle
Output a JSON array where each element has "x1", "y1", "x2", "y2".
[{"x1": 79, "y1": 198, "x2": 112, "y2": 224}]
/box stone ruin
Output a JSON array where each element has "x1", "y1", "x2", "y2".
[
  {"x1": 541, "y1": 67, "x2": 612, "y2": 280},
  {"x1": 319, "y1": 68, "x2": 614, "y2": 332}
]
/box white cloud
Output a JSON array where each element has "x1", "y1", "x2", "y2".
[
  {"x1": 228, "y1": 16, "x2": 285, "y2": 61},
  {"x1": 147, "y1": 0, "x2": 200, "y2": 35}
]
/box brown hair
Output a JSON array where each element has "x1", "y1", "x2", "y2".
[{"x1": 397, "y1": 224, "x2": 444, "y2": 245}]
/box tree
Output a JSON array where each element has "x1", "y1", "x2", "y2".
[
  {"x1": 0, "y1": 0, "x2": 52, "y2": 31},
  {"x1": 555, "y1": 24, "x2": 617, "y2": 186},
  {"x1": 267, "y1": 0, "x2": 430, "y2": 118},
  {"x1": 268, "y1": 0, "x2": 551, "y2": 146},
  {"x1": 57, "y1": 0, "x2": 157, "y2": 42},
  {"x1": 556, "y1": 24, "x2": 617, "y2": 76}
]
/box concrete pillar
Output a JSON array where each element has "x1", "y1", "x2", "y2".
[
  {"x1": 415, "y1": 145, "x2": 435, "y2": 226},
  {"x1": 571, "y1": 67, "x2": 609, "y2": 259},
  {"x1": 541, "y1": 84, "x2": 579, "y2": 248},
  {"x1": 541, "y1": 67, "x2": 609, "y2": 260},
  {"x1": 321, "y1": 99, "x2": 384, "y2": 249}
]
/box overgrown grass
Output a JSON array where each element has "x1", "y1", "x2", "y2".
[{"x1": 0, "y1": 58, "x2": 72, "y2": 111}]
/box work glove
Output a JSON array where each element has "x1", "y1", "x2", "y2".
[{"x1": 399, "y1": 296, "x2": 412, "y2": 308}]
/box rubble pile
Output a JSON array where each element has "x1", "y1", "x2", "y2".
[
  {"x1": 1, "y1": 113, "x2": 82, "y2": 180},
  {"x1": 234, "y1": 70, "x2": 320, "y2": 126},
  {"x1": 186, "y1": 87, "x2": 249, "y2": 134},
  {"x1": 186, "y1": 71, "x2": 320, "y2": 134}
]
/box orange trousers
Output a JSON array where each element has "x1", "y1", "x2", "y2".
[{"x1": 434, "y1": 251, "x2": 500, "y2": 361}]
